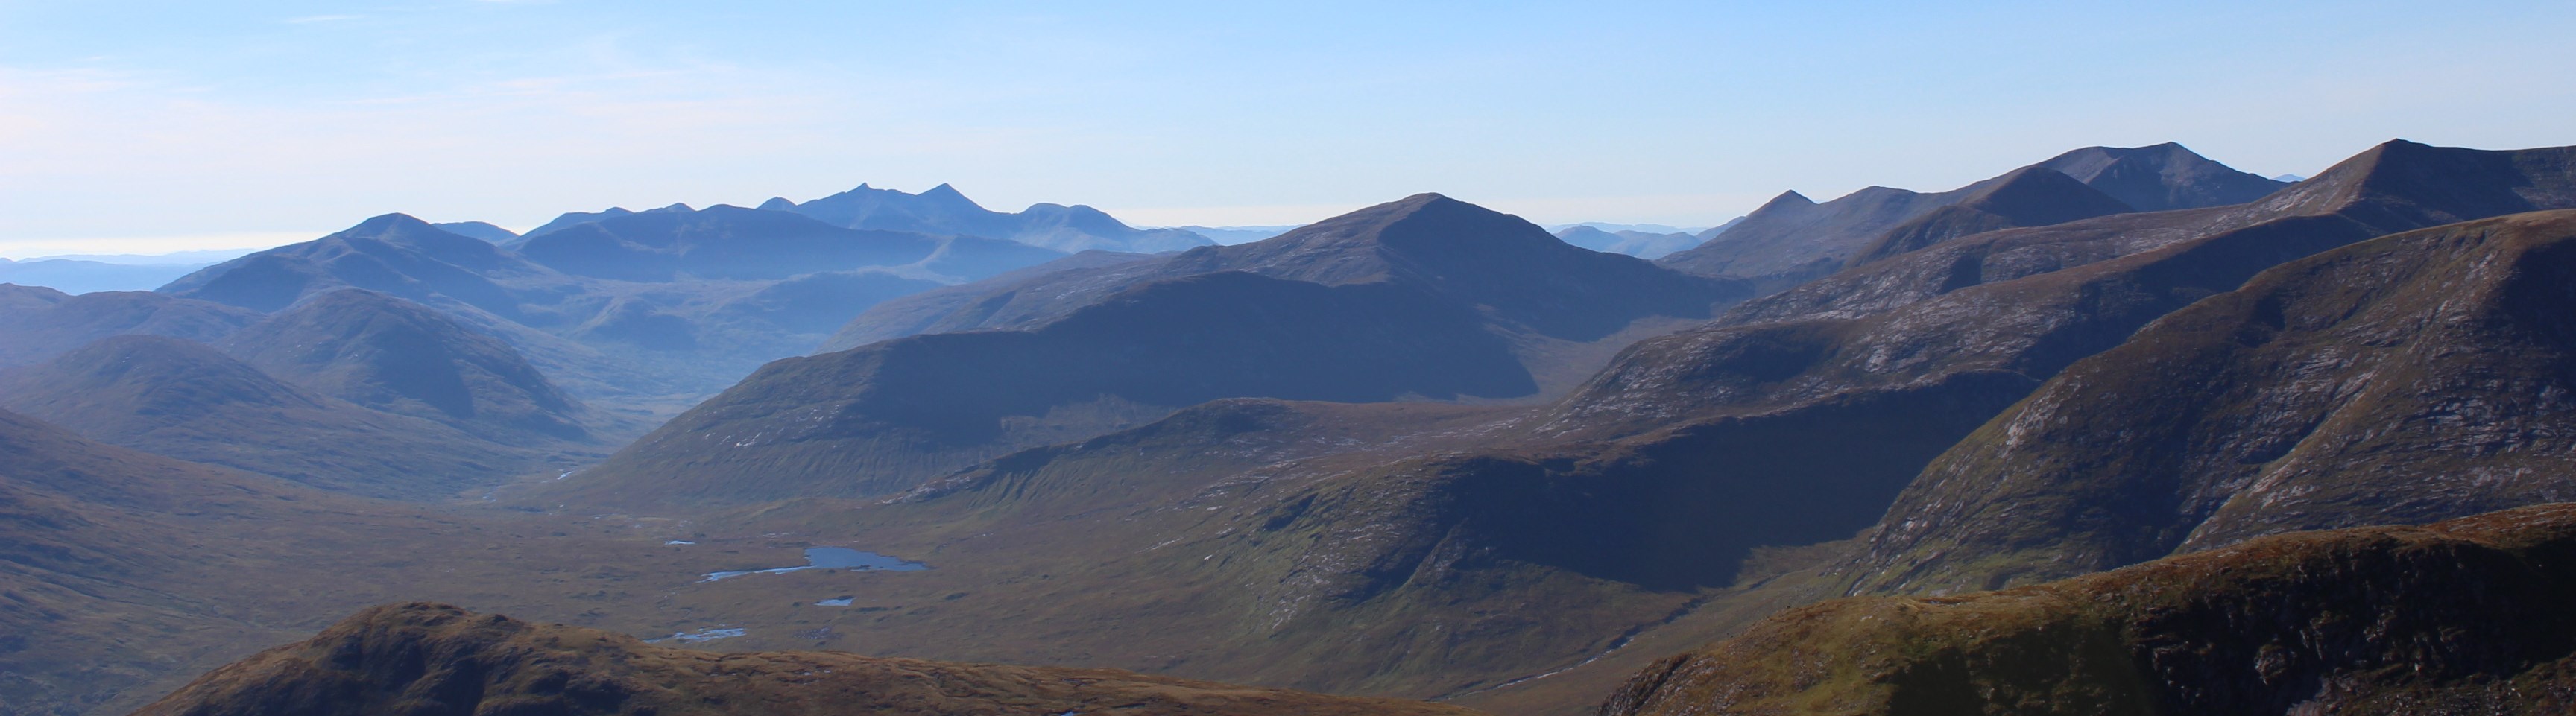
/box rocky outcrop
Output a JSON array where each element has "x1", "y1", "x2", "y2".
[
  {"x1": 1602, "y1": 503, "x2": 2576, "y2": 716},
  {"x1": 134, "y1": 603, "x2": 1485, "y2": 716}
]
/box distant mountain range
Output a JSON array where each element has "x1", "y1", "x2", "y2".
[
  {"x1": 1657, "y1": 142, "x2": 2289, "y2": 291},
  {"x1": 1550, "y1": 225, "x2": 1705, "y2": 258},
  {"x1": 0, "y1": 258, "x2": 215, "y2": 294},
  {"x1": 546, "y1": 193, "x2": 1748, "y2": 504},
  {"x1": 753, "y1": 183, "x2": 1216, "y2": 253},
  {"x1": 22, "y1": 139, "x2": 2576, "y2": 716}
]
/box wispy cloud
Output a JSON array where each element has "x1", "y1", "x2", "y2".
[{"x1": 285, "y1": 15, "x2": 362, "y2": 24}]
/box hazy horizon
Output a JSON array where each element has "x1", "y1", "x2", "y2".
[{"x1": 4, "y1": 1, "x2": 2572, "y2": 256}]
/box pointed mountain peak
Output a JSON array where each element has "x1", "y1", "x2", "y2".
[
  {"x1": 917, "y1": 183, "x2": 989, "y2": 212},
  {"x1": 1225, "y1": 192, "x2": 1550, "y2": 264},
  {"x1": 1765, "y1": 190, "x2": 1816, "y2": 207},
  {"x1": 757, "y1": 197, "x2": 796, "y2": 211}
]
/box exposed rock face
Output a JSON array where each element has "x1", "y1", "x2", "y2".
[
  {"x1": 133, "y1": 603, "x2": 1486, "y2": 716},
  {"x1": 1849, "y1": 209, "x2": 2576, "y2": 594},
  {"x1": 1600, "y1": 504, "x2": 2576, "y2": 716}
]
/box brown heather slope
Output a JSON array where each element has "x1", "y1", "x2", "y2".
[
  {"x1": 1601, "y1": 503, "x2": 2576, "y2": 716},
  {"x1": 136, "y1": 603, "x2": 1483, "y2": 716},
  {"x1": 551, "y1": 194, "x2": 1744, "y2": 504},
  {"x1": 0, "y1": 285, "x2": 261, "y2": 367},
  {"x1": 1847, "y1": 209, "x2": 2576, "y2": 595},
  {"x1": 0, "y1": 335, "x2": 564, "y2": 500}
]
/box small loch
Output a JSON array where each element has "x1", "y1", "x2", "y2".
[
  {"x1": 645, "y1": 627, "x2": 746, "y2": 644},
  {"x1": 702, "y1": 547, "x2": 928, "y2": 582}
]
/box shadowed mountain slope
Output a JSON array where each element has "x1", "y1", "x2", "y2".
[
  {"x1": 818, "y1": 250, "x2": 1159, "y2": 350},
  {"x1": 832, "y1": 193, "x2": 1739, "y2": 347},
  {"x1": 0, "y1": 335, "x2": 559, "y2": 499},
  {"x1": 0, "y1": 285, "x2": 262, "y2": 367},
  {"x1": 763, "y1": 182, "x2": 1215, "y2": 253},
  {"x1": 135, "y1": 603, "x2": 1484, "y2": 716},
  {"x1": 1603, "y1": 504, "x2": 2576, "y2": 716},
  {"x1": 552, "y1": 194, "x2": 1746, "y2": 504},
  {"x1": 1656, "y1": 143, "x2": 2285, "y2": 288},
  {"x1": 1849, "y1": 209, "x2": 2576, "y2": 595},
  {"x1": 1844, "y1": 165, "x2": 2139, "y2": 266},
  {"x1": 1430, "y1": 141, "x2": 2576, "y2": 585},
  {"x1": 215, "y1": 288, "x2": 592, "y2": 443},
  {"x1": 2037, "y1": 140, "x2": 2294, "y2": 212}
]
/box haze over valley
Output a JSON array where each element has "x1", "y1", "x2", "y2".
[{"x1": 7, "y1": 4, "x2": 2576, "y2": 716}]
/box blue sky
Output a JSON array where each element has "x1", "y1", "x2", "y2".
[{"x1": 1, "y1": 1, "x2": 2571, "y2": 256}]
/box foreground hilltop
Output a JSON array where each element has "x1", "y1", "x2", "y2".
[
  {"x1": 136, "y1": 602, "x2": 1483, "y2": 716},
  {"x1": 1603, "y1": 503, "x2": 2576, "y2": 715}
]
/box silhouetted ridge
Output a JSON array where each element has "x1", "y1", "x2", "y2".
[
  {"x1": 162, "y1": 214, "x2": 549, "y2": 316},
  {"x1": 1659, "y1": 142, "x2": 2283, "y2": 287},
  {"x1": 513, "y1": 205, "x2": 970, "y2": 282},
  {"x1": 773, "y1": 182, "x2": 1213, "y2": 253}
]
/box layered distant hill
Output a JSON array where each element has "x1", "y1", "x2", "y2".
[
  {"x1": 137, "y1": 603, "x2": 1484, "y2": 716},
  {"x1": 1658, "y1": 142, "x2": 2288, "y2": 290},
  {"x1": 0, "y1": 285, "x2": 260, "y2": 367},
  {"x1": 545, "y1": 193, "x2": 1746, "y2": 504},
  {"x1": 754, "y1": 183, "x2": 1216, "y2": 253},
  {"x1": 216, "y1": 288, "x2": 593, "y2": 443},
  {"x1": 153, "y1": 212, "x2": 1020, "y2": 419},
  {"x1": 0, "y1": 259, "x2": 215, "y2": 294},
  {"x1": 1604, "y1": 504, "x2": 2576, "y2": 716},
  {"x1": 1552, "y1": 225, "x2": 1704, "y2": 258},
  {"x1": 0, "y1": 334, "x2": 570, "y2": 499},
  {"x1": 508, "y1": 203, "x2": 1061, "y2": 283}
]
